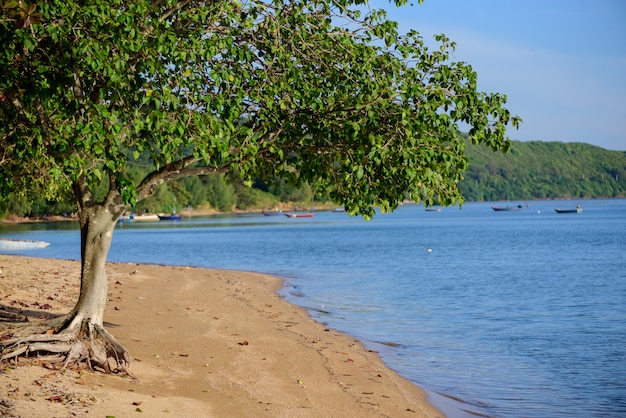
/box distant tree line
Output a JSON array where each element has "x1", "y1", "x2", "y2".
[
  {"x1": 460, "y1": 140, "x2": 626, "y2": 201},
  {"x1": 1, "y1": 140, "x2": 624, "y2": 219},
  {"x1": 0, "y1": 171, "x2": 320, "y2": 219}
]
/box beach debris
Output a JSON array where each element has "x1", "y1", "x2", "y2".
[{"x1": 238, "y1": 341, "x2": 249, "y2": 346}]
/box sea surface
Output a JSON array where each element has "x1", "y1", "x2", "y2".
[{"x1": 1, "y1": 199, "x2": 625, "y2": 417}]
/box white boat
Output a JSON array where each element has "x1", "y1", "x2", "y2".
[
  {"x1": 118, "y1": 214, "x2": 134, "y2": 223},
  {"x1": 132, "y1": 213, "x2": 160, "y2": 221},
  {"x1": 0, "y1": 238, "x2": 50, "y2": 250}
]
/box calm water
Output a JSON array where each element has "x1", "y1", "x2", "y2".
[{"x1": 2, "y1": 199, "x2": 625, "y2": 417}]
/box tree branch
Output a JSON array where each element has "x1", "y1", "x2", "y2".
[
  {"x1": 135, "y1": 155, "x2": 229, "y2": 202},
  {"x1": 157, "y1": 0, "x2": 192, "y2": 24}
]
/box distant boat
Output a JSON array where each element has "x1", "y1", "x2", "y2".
[
  {"x1": 0, "y1": 238, "x2": 50, "y2": 250},
  {"x1": 555, "y1": 205, "x2": 582, "y2": 214},
  {"x1": 333, "y1": 207, "x2": 346, "y2": 212},
  {"x1": 425, "y1": 207, "x2": 441, "y2": 212},
  {"x1": 157, "y1": 213, "x2": 182, "y2": 221},
  {"x1": 133, "y1": 213, "x2": 160, "y2": 221},
  {"x1": 491, "y1": 205, "x2": 523, "y2": 212},
  {"x1": 118, "y1": 214, "x2": 134, "y2": 223},
  {"x1": 262, "y1": 210, "x2": 284, "y2": 216},
  {"x1": 284, "y1": 212, "x2": 314, "y2": 218}
]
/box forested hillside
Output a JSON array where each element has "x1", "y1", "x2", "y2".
[
  {"x1": 460, "y1": 140, "x2": 626, "y2": 201},
  {"x1": 1, "y1": 140, "x2": 624, "y2": 219}
]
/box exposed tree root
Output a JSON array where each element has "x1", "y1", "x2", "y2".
[{"x1": 1, "y1": 319, "x2": 132, "y2": 376}]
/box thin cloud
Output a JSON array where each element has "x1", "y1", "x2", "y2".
[{"x1": 384, "y1": 2, "x2": 626, "y2": 150}]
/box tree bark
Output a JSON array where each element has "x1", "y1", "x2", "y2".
[
  {"x1": 1, "y1": 176, "x2": 132, "y2": 373},
  {"x1": 61, "y1": 198, "x2": 120, "y2": 331},
  {"x1": 62, "y1": 176, "x2": 123, "y2": 323}
]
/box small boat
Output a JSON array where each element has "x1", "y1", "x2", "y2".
[
  {"x1": 284, "y1": 212, "x2": 314, "y2": 218},
  {"x1": 132, "y1": 213, "x2": 160, "y2": 222},
  {"x1": 0, "y1": 238, "x2": 50, "y2": 250},
  {"x1": 555, "y1": 205, "x2": 582, "y2": 214},
  {"x1": 491, "y1": 205, "x2": 523, "y2": 212},
  {"x1": 333, "y1": 207, "x2": 346, "y2": 212},
  {"x1": 262, "y1": 210, "x2": 284, "y2": 216},
  {"x1": 425, "y1": 207, "x2": 441, "y2": 212},
  {"x1": 157, "y1": 213, "x2": 182, "y2": 221},
  {"x1": 118, "y1": 214, "x2": 134, "y2": 223}
]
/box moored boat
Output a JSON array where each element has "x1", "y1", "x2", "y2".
[
  {"x1": 284, "y1": 212, "x2": 314, "y2": 218},
  {"x1": 491, "y1": 205, "x2": 523, "y2": 212},
  {"x1": 157, "y1": 213, "x2": 182, "y2": 221},
  {"x1": 555, "y1": 205, "x2": 582, "y2": 214},
  {"x1": 0, "y1": 238, "x2": 50, "y2": 250},
  {"x1": 262, "y1": 210, "x2": 284, "y2": 216},
  {"x1": 132, "y1": 213, "x2": 160, "y2": 221}
]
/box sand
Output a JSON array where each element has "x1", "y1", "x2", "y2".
[{"x1": 0, "y1": 254, "x2": 443, "y2": 417}]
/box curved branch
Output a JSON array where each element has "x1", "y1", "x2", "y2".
[
  {"x1": 135, "y1": 155, "x2": 230, "y2": 202},
  {"x1": 157, "y1": 0, "x2": 192, "y2": 23}
]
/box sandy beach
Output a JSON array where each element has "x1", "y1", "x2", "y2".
[{"x1": 0, "y1": 254, "x2": 443, "y2": 417}]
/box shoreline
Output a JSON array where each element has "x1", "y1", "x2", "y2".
[
  {"x1": 0, "y1": 255, "x2": 443, "y2": 417},
  {"x1": 0, "y1": 197, "x2": 614, "y2": 225}
]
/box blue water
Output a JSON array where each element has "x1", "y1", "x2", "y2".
[{"x1": 1, "y1": 199, "x2": 625, "y2": 417}]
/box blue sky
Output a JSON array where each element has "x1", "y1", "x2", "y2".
[{"x1": 374, "y1": 0, "x2": 626, "y2": 151}]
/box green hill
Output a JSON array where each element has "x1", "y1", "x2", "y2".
[{"x1": 460, "y1": 141, "x2": 626, "y2": 201}]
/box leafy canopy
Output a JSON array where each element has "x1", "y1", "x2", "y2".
[{"x1": 0, "y1": 0, "x2": 520, "y2": 218}]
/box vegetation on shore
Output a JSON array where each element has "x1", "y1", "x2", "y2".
[
  {"x1": 461, "y1": 140, "x2": 626, "y2": 201},
  {"x1": 2, "y1": 140, "x2": 624, "y2": 221}
]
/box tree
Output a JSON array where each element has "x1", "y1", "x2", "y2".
[{"x1": 0, "y1": 0, "x2": 520, "y2": 373}]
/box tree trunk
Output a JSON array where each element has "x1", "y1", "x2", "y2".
[
  {"x1": 1, "y1": 176, "x2": 132, "y2": 373},
  {"x1": 61, "y1": 200, "x2": 118, "y2": 331}
]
